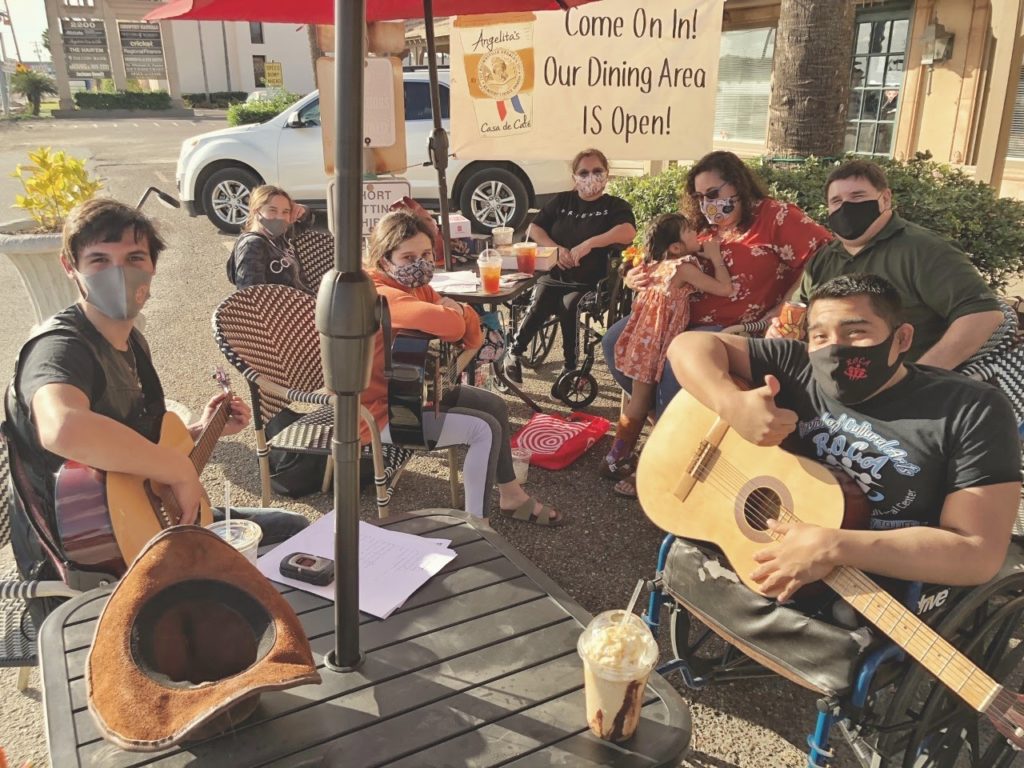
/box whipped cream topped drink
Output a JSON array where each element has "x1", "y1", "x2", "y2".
[{"x1": 577, "y1": 610, "x2": 660, "y2": 741}]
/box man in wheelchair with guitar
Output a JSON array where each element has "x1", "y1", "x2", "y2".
[
  {"x1": 641, "y1": 273, "x2": 1024, "y2": 758},
  {"x1": 4, "y1": 199, "x2": 307, "y2": 619}
]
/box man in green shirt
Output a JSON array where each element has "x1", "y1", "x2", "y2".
[{"x1": 773, "y1": 160, "x2": 1004, "y2": 369}]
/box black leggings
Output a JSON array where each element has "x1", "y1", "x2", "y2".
[{"x1": 512, "y1": 278, "x2": 587, "y2": 367}]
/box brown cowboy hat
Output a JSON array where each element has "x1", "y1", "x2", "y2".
[{"x1": 87, "y1": 525, "x2": 321, "y2": 752}]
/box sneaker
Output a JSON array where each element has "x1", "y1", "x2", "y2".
[
  {"x1": 503, "y1": 354, "x2": 523, "y2": 384},
  {"x1": 549, "y1": 366, "x2": 573, "y2": 401}
]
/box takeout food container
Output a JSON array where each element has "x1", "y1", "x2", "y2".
[{"x1": 501, "y1": 246, "x2": 557, "y2": 271}]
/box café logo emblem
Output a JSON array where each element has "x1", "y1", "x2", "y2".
[{"x1": 477, "y1": 49, "x2": 525, "y2": 100}]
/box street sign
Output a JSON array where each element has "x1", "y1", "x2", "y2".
[
  {"x1": 362, "y1": 180, "x2": 410, "y2": 236},
  {"x1": 264, "y1": 61, "x2": 284, "y2": 88},
  {"x1": 118, "y1": 22, "x2": 167, "y2": 80},
  {"x1": 61, "y1": 18, "x2": 112, "y2": 79}
]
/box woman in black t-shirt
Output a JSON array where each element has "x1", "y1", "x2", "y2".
[
  {"x1": 504, "y1": 149, "x2": 636, "y2": 385},
  {"x1": 226, "y1": 185, "x2": 313, "y2": 293}
]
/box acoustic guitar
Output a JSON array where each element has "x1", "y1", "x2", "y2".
[
  {"x1": 637, "y1": 387, "x2": 1024, "y2": 748},
  {"x1": 386, "y1": 331, "x2": 471, "y2": 450},
  {"x1": 54, "y1": 370, "x2": 231, "y2": 576}
]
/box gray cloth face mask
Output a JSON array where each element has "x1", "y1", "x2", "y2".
[
  {"x1": 259, "y1": 215, "x2": 290, "y2": 238},
  {"x1": 78, "y1": 265, "x2": 153, "y2": 320}
]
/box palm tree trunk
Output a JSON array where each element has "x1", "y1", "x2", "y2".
[{"x1": 767, "y1": 0, "x2": 856, "y2": 157}]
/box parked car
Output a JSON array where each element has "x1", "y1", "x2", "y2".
[{"x1": 176, "y1": 68, "x2": 568, "y2": 234}]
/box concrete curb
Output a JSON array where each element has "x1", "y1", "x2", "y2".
[{"x1": 52, "y1": 108, "x2": 197, "y2": 119}]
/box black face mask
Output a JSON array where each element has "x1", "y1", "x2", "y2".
[
  {"x1": 809, "y1": 333, "x2": 905, "y2": 404},
  {"x1": 828, "y1": 198, "x2": 882, "y2": 241}
]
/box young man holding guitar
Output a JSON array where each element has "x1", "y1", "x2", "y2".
[
  {"x1": 639, "y1": 274, "x2": 1024, "y2": 744},
  {"x1": 4, "y1": 199, "x2": 306, "y2": 600},
  {"x1": 657, "y1": 272, "x2": 1020, "y2": 600}
]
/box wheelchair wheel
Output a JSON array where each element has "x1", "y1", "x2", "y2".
[
  {"x1": 873, "y1": 570, "x2": 1024, "y2": 767},
  {"x1": 520, "y1": 320, "x2": 558, "y2": 369},
  {"x1": 554, "y1": 370, "x2": 598, "y2": 409}
]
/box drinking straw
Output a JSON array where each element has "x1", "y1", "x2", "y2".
[
  {"x1": 224, "y1": 481, "x2": 232, "y2": 539},
  {"x1": 620, "y1": 578, "x2": 645, "y2": 627}
]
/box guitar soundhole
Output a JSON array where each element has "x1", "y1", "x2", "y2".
[{"x1": 744, "y1": 488, "x2": 782, "y2": 531}]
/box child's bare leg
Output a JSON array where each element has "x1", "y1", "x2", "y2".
[{"x1": 605, "y1": 381, "x2": 655, "y2": 468}]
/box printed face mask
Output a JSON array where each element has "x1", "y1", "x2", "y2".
[
  {"x1": 809, "y1": 332, "x2": 904, "y2": 404},
  {"x1": 699, "y1": 194, "x2": 736, "y2": 225},
  {"x1": 77, "y1": 265, "x2": 153, "y2": 320},
  {"x1": 828, "y1": 198, "x2": 881, "y2": 241},
  {"x1": 259, "y1": 214, "x2": 290, "y2": 238},
  {"x1": 385, "y1": 257, "x2": 434, "y2": 289},
  {"x1": 574, "y1": 174, "x2": 607, "y2": 198}
]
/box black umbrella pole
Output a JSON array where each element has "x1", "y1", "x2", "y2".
[
  {"x1": 424, "y1": 0, "x2": 453, "y2": 272},
  {"x1": 316, "y1": 0, "x2": 375, "y2": 673}
]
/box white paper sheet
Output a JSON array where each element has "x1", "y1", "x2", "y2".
[
  {"x1": 256, "y1": 513, "x2": 457, "y2": 619},
  {"x1": 430, "y1": 271, "x2": 479, "y2": 292}
]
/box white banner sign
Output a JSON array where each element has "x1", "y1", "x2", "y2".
[{"x1": 450, "y1": 0, "x2": 725, "y2": 161}]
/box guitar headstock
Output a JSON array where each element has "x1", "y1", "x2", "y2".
[
  {"x1": 989, "y1": 691, "x2": 1024, "y2": 751},
  {"x1": 213, "y1": 366, "x2": 231, "y2": 395}
]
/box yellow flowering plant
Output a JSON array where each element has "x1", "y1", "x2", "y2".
[{"x1": 11, "y1": 147, "x2": 103, "y2": 232}]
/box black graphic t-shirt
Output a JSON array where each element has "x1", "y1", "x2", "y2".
[
  {"x1": 748, "y1": 339, "x2": 1020, "y2": 529},
  {"x1": 531, "y1": 190, "x2": 635, "y2": 286}
]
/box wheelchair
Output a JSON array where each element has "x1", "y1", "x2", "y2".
[
  {"x1": 499, "y1": 252, "x2": 633, "y2": 408},
  {"x1": 640, "y1": 534, "x2": 1024, "y2": 767}
]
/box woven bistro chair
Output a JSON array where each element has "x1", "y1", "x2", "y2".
[
  {"x1": 212, "y1": 284, "x2": 458, "y2": 515},
  {"x1": 291, "y1": 228, "x2": 336, "y2": 290},
  {"x1": 0, "y1": 430, "x2": 80, "y2": 692}
]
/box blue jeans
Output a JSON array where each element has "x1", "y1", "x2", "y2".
[{"x1": 602, "y1": 315, "x2": 722, "y2": 418}]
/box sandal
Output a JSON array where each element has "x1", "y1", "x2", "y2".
[
  {"x1": 600, "y1": 453, "x2": 637, "y2": 481},
  {"x1": 498, "y1": 497, "x2": 566, "y2": 527},
  {"x1": 613, "y1": 473, "x2": 638, "y2": 499}
]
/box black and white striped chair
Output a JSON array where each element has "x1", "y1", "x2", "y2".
[
  {"x1": 292, "y1": 228, "x2": 336, "y2": 290},
  {"x1": 0, "y1": 434, "x2": 79, "y2": 691},
  {"x1": 212, "y1": 284, "x2": 458, "y2": 515}
]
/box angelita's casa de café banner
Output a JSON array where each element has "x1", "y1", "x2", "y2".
[{"x1": 450, "y1": 0, "x2": 725, "y2": 161}]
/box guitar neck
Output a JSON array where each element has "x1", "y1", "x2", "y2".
[
  {"x1": 189, "y1": 400, "x2": 230, "y2": 474},
  {"x1": 826, "y1": 566, "x2": 1002, "y2": 713}
]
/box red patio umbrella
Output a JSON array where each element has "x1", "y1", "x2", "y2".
[{"x1": 146, "y1": 0, "x2": 597, "y2": 23}]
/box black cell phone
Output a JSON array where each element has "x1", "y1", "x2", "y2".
[{"x1": 279, "y1": 552, "x2": 335, "y2": 586}]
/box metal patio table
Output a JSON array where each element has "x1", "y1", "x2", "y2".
[
  {"x1": 438, "y1": 271, "x2": 545, "y2": 412},
  {"x1": 40, "y1": 510, "x2": 691, "y2": 767}
]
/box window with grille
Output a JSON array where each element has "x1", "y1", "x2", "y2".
[
  {"x1": 252, "y1": 55, "x2": 266, "y2": 87},
  {"x1": 714, "y1": 27, "x2": 775, "y2": 144},
  {"x1": 1006, "y1": 61, "x2": 1024, "y2": 159},
  {"x1": 846, "y1": 14, "x2": 909, "y2": 156}
]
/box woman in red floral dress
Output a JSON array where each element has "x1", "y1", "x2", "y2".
[{"x1": 601, "y1": 151, "x2": 831, "y2": 477}]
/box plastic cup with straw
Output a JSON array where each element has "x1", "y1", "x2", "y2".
[{"x1": 577, "y1": 578, "x2": 660, "y2": 741}]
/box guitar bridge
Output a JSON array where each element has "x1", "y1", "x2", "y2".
[{"x1": 687, "y1": 440, "x2": 718, "y2": 479}]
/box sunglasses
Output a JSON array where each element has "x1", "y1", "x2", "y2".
[
  {"x1": 691, "y1": 185, "x2": 733, "y2": 201},
  {"x1": 574, "y1": 169, "x2": 607, "y2": 179}
]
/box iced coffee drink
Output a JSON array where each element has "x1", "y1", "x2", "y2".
[
  {"x1": 453, "y1": 13, "x2": 535, "y2": 137},
  {"x1": 577, "y1": 610, "x2": 660, "y2": 742}
]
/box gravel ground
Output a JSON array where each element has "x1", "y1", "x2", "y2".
[{"x1": 0, "y1": 117, "x2": 864, "y2": 767}]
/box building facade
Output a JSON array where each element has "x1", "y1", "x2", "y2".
[{"x1": 43, "y1": 0, "x2": 315, "y2": 108}]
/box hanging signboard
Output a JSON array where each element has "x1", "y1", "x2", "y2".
[
  {"x1": 264, "y1": 61, "x2": 284, "y2": 88},
  {"x1": 61, "y1": 18, "x2": 112, "y2": 79},
  {"x1": 450, "y1": 0, "x2": 725, "y2": 161},
  {"x1": 362, "y1": 180, "x2": 411, "y2": 235},
  {"x1": 118, "y1": 22, "x2": 167, "y2": 80}
]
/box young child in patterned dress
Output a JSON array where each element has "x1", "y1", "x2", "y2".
[{"x1": 601, "y1": 212, "x2": 733, "y2": 496}]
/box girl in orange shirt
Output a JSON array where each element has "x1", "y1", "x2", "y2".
[{"x1": 361, "y1": 211, "x2": 563, "y2": 526}]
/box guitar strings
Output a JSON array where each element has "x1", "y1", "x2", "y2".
[{"x1": 682, "y1": 454, "x2": 1014, "y2": 718}]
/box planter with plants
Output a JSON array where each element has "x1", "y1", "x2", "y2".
[{"x1": 1, "y1": 148, "x2": 102, "y2": 324}]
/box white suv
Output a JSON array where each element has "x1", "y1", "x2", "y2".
[{"x1": 176, "y1": 68, "x2": 569, "y2": 233}]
